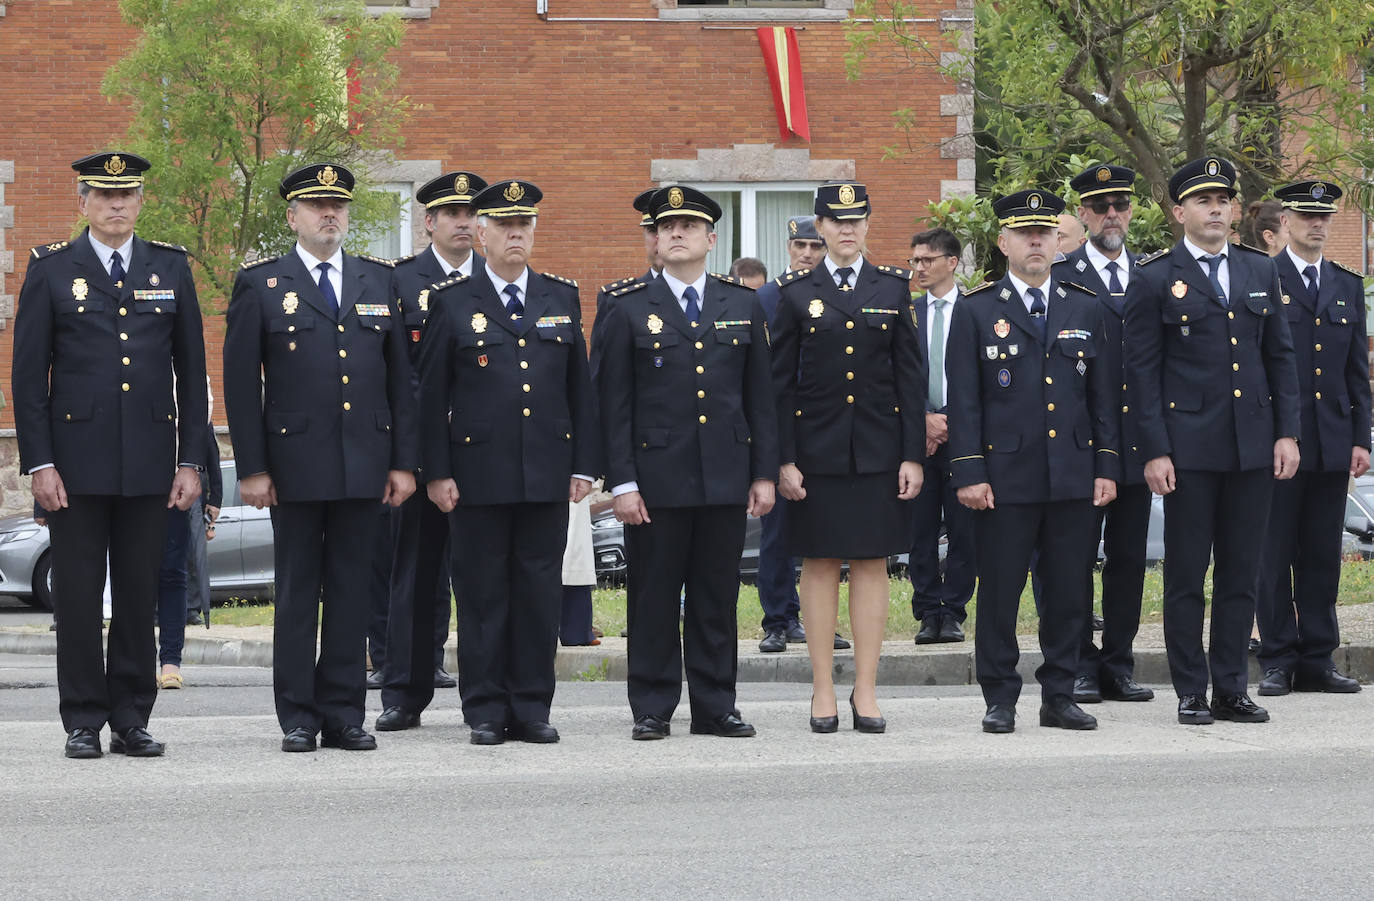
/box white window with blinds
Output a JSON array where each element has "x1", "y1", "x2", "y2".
[
  {"x1": 700, "y1": 183, "x2": 818, "y2": 282},
  {"x1": 362, "y1": 181, "x2": 414, "y2": 261}
]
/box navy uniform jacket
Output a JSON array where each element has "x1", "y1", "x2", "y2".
[
  {"x1": 13, "y1": 231, "x2": 208, "y2": 495},
  {"x1": 772, "y1": 262, "x2": 926, "y2": 474},
  {"x1": 1274, "y1": 251, "x2": 1371, "y2": 471},
  {"x1": 594, "y1": 273, "x2": 779, "y2": 508},
  {"x1": 418, "y1": 268, "x2": 599, "y2": 506},
  {"x1": 391, "y1": 248, "x2": 486, "y2": 367},
  {"x1": 1058, "y1": 247, "x2": 1144, "y2": 485},
  {"x1": 947, "y1": 275, "x2": 1121, "y2": 503},
  {"x1": 223, "y1": 250, "x2": 418, "y2": 502},
  {"x1": 1124, "y1": 241, "x2": 1300, "y2": 471}
]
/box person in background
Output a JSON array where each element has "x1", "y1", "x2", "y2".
[
  {"x1": 185, "y1": 424, "x2": 222, "y2": 628},
  {"x1": 1056, "y1": 213, "x2": 1086, "y2": 259},
  {"x1": 1237, "y1": 199, "x2": 1289, "y2": 255},
  {"x1": 560, "y1": 496, "x2": 601, "y2": 647},
  {"x1": 729, "y1": 257, "x2": 768, "y2": 290}
]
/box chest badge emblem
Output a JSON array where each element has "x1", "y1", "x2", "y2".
[
  {"x1": 809, "y1": 299, "x2": 825, "y2": 319},
  {"x1": 647, "y1": 313, "x2": 664, "y2": 335},
  {"x1": 72, "y1": 278, "x2": 89, "y2": 302},
  {"x1": 471, "y1": 312, "x2": 488, "y2": 334},
  {"x1": 993, "y1": 318, "x2": 1011, "y2": 339},
  {"x1": 282, "y1": 292, "x2": 299, "y2": 315},
  {"x1": 1171, "y1": 281, "x2": 1188, "y2": 299}
]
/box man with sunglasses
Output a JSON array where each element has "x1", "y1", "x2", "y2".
[{"x1": 1056, "y1": 164, "x2": 1155, "y2": 705}]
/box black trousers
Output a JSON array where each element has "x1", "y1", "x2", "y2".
[
  {"x1": 973, "y1": 499, "x2": 1096, "y2": 707},
  {"x1": 1162, "y1": 468, "x2": 1274, "y2": 697},
  {"x1": 1081, "y1": 482, "x2": 1152, "y2": 680},
  {"x1": 755, "y1": 497, "x2": 800, "y2": 632},
  {"x1": 625, "y1": 505, "x2": 746, "y2": 723},
  {"x1": 366, "y1": 505, "x2": 393, "y2": 673},
  {"x1": 1256, "y1": 469, "x2": 1346, "y2": 676},
  {"x1": 449, "y1": 502, "x2": 568, "y2": 726},
  {"x1": 270, "y1": 499, "x2": 383, "y2": 734},
  {"x1": 48, "y1": 494, "x2": 167, "y2": 732},
  {"x1": 381, "y1": 492, "x2": 454, "y2": 713},
  {"x1": 908, "y1": 442, "x2": 975, "y2": 623}
]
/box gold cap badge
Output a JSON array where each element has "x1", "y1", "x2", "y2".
[
  {"x1": 502, "y1": 181, "x2": 524, "y2": 203},
  {"x1": 668, "y1": 187, "x2": 685, "y2": 209},
  {"x1": 104, "y1": 155, "x2": 126, "y2": 176},
  {"x1": 1096, "y1": 167, "x2": 1111, "y2": 182},
  {"x1": 838, "y1": 184, "x2": 856, "y2": 205},
  {"x1": 319, "y1": 165, "x2": 339, "y2": 186},
  {"x1": 455, "y1": 174, "x2": 469, "y2": 195}
]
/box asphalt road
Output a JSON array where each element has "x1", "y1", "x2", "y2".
[{"x1": 2, "y1": 653, "x2": 1372, "y2": 900}]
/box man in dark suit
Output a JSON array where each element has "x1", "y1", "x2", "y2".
[
  {"x1": 908, "y1": 227, "x2": 974, "y2": 645},
  {"x1": 13, "y1": 151, "x2": 208, "y2": 759},
  {"x1": 1124, "y1": 157, "x2": 1300, "y2": 726},
  {"x1": 420, "y1": 179, "x2": 599, "y2": 745},
  {"x1": 594, "y1": 185, "x2": 779, "y2": 740},
  {"x1": 1058, "y1": 164, "x2": 1155, "y2": 705},
  {"x1": 374, "y1": 170, "x2": 488, "y2": 732},
  {"x1": 947, "y1": 190, "x2": 1120, "y2": 734},
  {"x1": 224, "y1": 162, "x2": 417, "y2": 752},
  {"x1": 1256, "y1": 180, "x2": 1369, "y2": 697}
]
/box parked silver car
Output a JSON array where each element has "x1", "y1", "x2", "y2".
[{"x1": 0, "y1": 460, "x2": 275, "y2": 610}]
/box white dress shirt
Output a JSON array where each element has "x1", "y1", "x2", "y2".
[
  {"x1": 432, "y1": 245, "x2": 475, "y2": 278},
  {"x1": 485, "y1": 263, "x2": 529, "y2": 308},
  {"x1": 1284, "y1": 245, "x2": 1323, "y2": 293},
  {"x1": 295, "y1": 244, "x2": 344, "y2": 300},
  {"x1": 661, "y1": 270, "x2": 708, "y2": 316},
  {"x1": 1084, "y1": 240, "x2": 1130, "y2": 294},
  {"x1": 925, "y1": 284, "x2": 959, "y2": 409},
  {"x1": 823, "y1": 255, "x2": 864, "y2": 287},
  {"x1": 1007, "y1": 272, "x2": 1053, "y2": 316},
  {"x1": 1181, "y1": 236, "x2": 1230, "y2": 300},
  {"x1": 89, "y1": 232, "x2": 134, "y2": 278}
]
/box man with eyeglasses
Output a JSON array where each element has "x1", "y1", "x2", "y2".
[
  {"x1": 907, "y1": 228, "x2": 973, "y2": 644},
  {"x1": 1056, "y1": 164, "x2": 1155, "y2": 705}
]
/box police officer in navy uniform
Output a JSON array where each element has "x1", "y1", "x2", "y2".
[
  {"x1": 1255, "y1": 180, "x2": 1369, "y2": 697},
  {"x1": 373, "y1": 170, "x2": 488, "y2": 731},
  {"x1": 594, "y1": 189, "x2": 662, "y2": 314},
  {"x1": 1124, "y1": 157, "x2": 1300, "y2": 726},
  {"x1": 13, "y1": 151, "x2": 208, "y2": 759},
  {"x1": 593, "y1": 184, "x2": 778, "y2": 741},
  {"x1": 224, "y1": 162, "x2": 417, "y2": 752},
  {"x1": 420, "y1": 179, "x2": 599, "y2": 745},
  {"x1": 1058, "y1": 164, "x2": 1155, "y2": 704},
  {"x1": 946, "y1": 189, "x2": 1120, "y2": 734}
]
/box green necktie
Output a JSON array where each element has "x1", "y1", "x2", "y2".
[{"x1": 928, "y1": 297, "x2": 946, "y2": 409}]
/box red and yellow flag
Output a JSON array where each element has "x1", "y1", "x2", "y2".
[{"x1": 756, "y1": 26, "x2": 810, "y2": 141}]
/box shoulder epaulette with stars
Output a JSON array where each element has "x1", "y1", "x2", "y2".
[
  {"x1": 599, "y1": 275, "x2": 637, "y2": 294},
  {"x1": 356, "y1": 253, "x2": 396, "y2": 268},
  {"x1": 1062, "y1": 280, "x2": 1096, "y2": 297},
  {"x1": 1233, "y1": 242, "x2": 1269, "y2": 258},
  {"x1": 542, "y1": 272, "x2": 578, "y2": 288},
  {"x1": 875, "y1": 264, "x2": 913, "y2": 280},
  {"x1": 1134, "y1": 249, "x2": 1169, "y2": 267},
  {"x1": 960, "y1": 281, "x2": 994, "y2": 296},
  {"x1": 609, "y1": 281, "x2": 648, "y2": 299},
  {"x1": 30, "y1": 240, "x2": 71, "y2": 260},
  {"x1": 774, "y1": 268, "x2": 810, "y2": 287},
  {"x1": 710, "y1": 272, "x2": 751, "y2": 289},
  {"x1": 147, "y1": 239, "x2": 187, "y2": 253},
  {"x1": 240, "y1": 254, "x2": 278, "y2": 269},
  {"x1": 430, "y1": 274, "x2": 468, "y2": 292},
  {"x1": 1332, "y1": 260, "x2": 1365, "y2": 279}
]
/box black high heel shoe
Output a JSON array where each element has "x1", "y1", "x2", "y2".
[
  {"x1": 810, "y1": 694, "x2": 839, "y2": 733},
  {"x1": 849, "y1": 691, "x2": 886, "y2": 734}
]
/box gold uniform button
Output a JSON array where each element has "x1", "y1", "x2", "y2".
[
  {"x1": 343, "y1": 402, "x2": 351, "y2": 411},
  {"x1": 1047, "y1": 403, "x2": 1055, "y2": 412},
  {"x1": 339, "y1": 349, "x2": 347, "y2": 358},
  {"x1": 1315, "y1": 368, "x2": 1322, "y2": 376},
  {"x1": 846, "y1": 371, "x2": 854, "y2": 381},
  {"x1": 338, "y1": 324, "x2": 345, "y2": 333},
  {"x1": 464, "y1": 437, "x2": 471, "y2": 444},
  {"x1": 699, "y1": 415, "x2": 707, "y2": 424},
  {"x1": 1316, "y1": 391, "x2": 1323, "y2": 400},
  {"x1": 522, "y1": 384, "x2": 531, "y2": 393},
  {"x1": 1048, "y1": 429, "x2": 1057, "y2": 438},
  {"x1": 518, "y1": 338, "x2": 527, "y2": 347},
  {"x1": 1233, "y1": 389, "x2": 1242, "y2": 398},
  {"x1": 845, "y1": 346, "x2": 854, "y2": 355},
  {"x1": 65, "y1": 414, "x2": 72, "y2": 421},
  {"x1": 520, "y1": 361, "x2": 529, "y2": 369},
  {"x1": 76, "y1": 305, "x2": 84, "y2": 313},
  {"x1": 986, "y1": 443, "x2": 993, "y2": 450},
  {"x1": 697, "y1": 389, "x2": 705, "y2": 399},
  {"x1": 522, "y1": 408, "x2": 531, "y2": 417},
  {"x1": 1121, "y1": 383, "x2": 1127, "y2": 391},
  {"x1": 808, "y1": 326, "x2": 816, "y2": 334},
  {"x1": 846, "y1": 395, "x2": 854, "y2": 404},
  {"x1": 653, "y1": 342, "x2": 661, "y2": 349},
  {"x1": 1232, "y1": 363, "x2": 1239, "y2": 371},
  {"x1": 342, "y1": 376, "x2": 349, "y2": 384},
  {"x1": 119, "y1": 307, "x2": 127, "y2": 316},
  {"x1": 1315, "y1": 344, "x2": 1323, "y2": 352},
  {"x1": 882, "y1": 324, "x2": 889, "y2": 330},
  {"x1": 122, "y1": 357, "x2": 130, "y2": 366},
  {"x1": 1122, "y1": 405, "x2": 1129, "y2": 413},
  {"x1": 1077, "y1": 351, "x2": 1084, "y2": 358},
  {"x1": 1231, "y1": 337, "x2": 1238, "y2": 346},
  {"x1": 121, "y1": 382, "x2": 130, "y2": 392},
  {"x1": 120, "y1": 332, "x2": 129, "y2": 341},
  {"x1": 476, "y1": 340, "x2": 485, "y2": 348},
  {"x1": 1315, "y1": 318, "x2": 1321, "y2": 326},
  {"x1": 280, "y1": 427, "x2": 287, "y2": 434},
  {"x1": 288, "y1": 325, "x2": 296, "y2": 332},
  {"x1": 1045, "y1": 377, "x2": 1053, "y2": 385},
  {"x1": 565, "y1": 433, "x2": 571, "y2": 439},
  {"x1": 1180, "y1": 314, "x2": 1188, "y2": 322},
  {"x1": 695, "y1": 341, "x2": 703, "y2": 349},
  {"x1": 845, "y1": 321, "x2": 854, "y2": 330},
  {"x1": 696, "y1": 365, "x2": 704, "y2": 374},
  {"x1": 1227, "y1": 312, "x2": 1235, "y2": 320},
  {"x1": 795, "y1": 410, "x2": 802, "y2": 417},
  {"x1": 1169, "y1": 401, "x2": 1176, "y2": 409}
]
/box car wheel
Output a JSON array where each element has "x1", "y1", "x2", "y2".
[{"x1": 30, "y1": 552, "x2": 54, "y2": 612}]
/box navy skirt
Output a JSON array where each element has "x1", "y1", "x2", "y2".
[{"x1": 788, "y1": 470, "x2": 912, "y2": 560}]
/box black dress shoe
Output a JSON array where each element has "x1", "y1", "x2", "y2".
[
  {"x1": 936, "y1": 617, "x2": 965, "y2": 642},
  {"x1": 1072, "y1": 674, "x2": 1102, "y2": 704},
  {"x1": 981, "y1": 705, "x2": 1015, "y2": 733},
  {"x1": 1177, "y1": 694, "x2": 1213, "y2": 725},
  {"x1": 64, "y1": 727, "x2": 102, "y2": 759},
  {"x1": 366, "y1": 670, "x2": 383, "y2": 690},
  {"x1": 915, "y1": 615, "x2": 943, "y2": 645},
  {"x1": 785, "y1": 621, "x2": 807, "y2": 643},
  {"x1": 433, "y1": 666, "x2": 457, "y2": 689},
  {"x1": 1248, "y1": 637, "x2": 1261, "y2": 655},
  {"x1": 631, "y1": 715, "x2": 670, "y2": 740},
  {"x1": 758, "y1": 630, "x2": 787, "y2": 653},
  {"x1": 689, "y1": 711, "x2": 756, "y2": 737},
  {"x1": 506, "y1": 721, "x2": 560, "y2": 743},
  {"x1": 375, "y1": 706, "x2": 421, "y2": 731},
  {"x1": 1293, "y1": 667, "x2": 1362, "y2": 694},
  {"x1": 833, "y1": 633, "x2": 851, "y2": 650},
  {"x1": 109, "y1": 726, "x2": 166, "y2": 756},
  {"x1": 1039, "y1": 696, "x2": 1098, "y2": 730},
  {"x1": 1257, "y1": 667, "x2": 1292, "y2": 697},
  {"x1": 1100, "y1": 675, "x2": 1154, "y2": 702},
  {"x1": 281, "y1": 727, "x2": 317, "y2": 753},
  {"x1": 1210, "y1": 693, "x2": 1269, "y2": 723},
  {"x1": 321, "y1": 725, "x2": 378, "y2": 750},
  {"x1": 185, "y1": 610, "x2": 204, "y2": 626},
  {"x1": 848, "y1": 692, "x2": 886, "y2": 734},
  {"x1": 469, "y1": 722, "x2": 506, "y2": 745}
]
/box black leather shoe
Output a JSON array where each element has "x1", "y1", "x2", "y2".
[
  {"x1": 375, "y1": 706, "x2": 421, "y2": 731},
  {"x1": 281, "y1": 727, "x2": 317, "y2": 752},
  {"x1": 1072, "y1": 674, "x2": 1102, "y2": 704},
  {"x1": 848, "y1": 692, "x2": 886, "y2": 733},
  {"x1": 185, "y1": 610, "x2": 204, "y2": 626},
  {"x1": 507, "y1": 721, "x2": 560, "y2": 743},
  {"x1": 109, "y1": 726, "x2": 166, "y2": 756},
  {"x1": 64, "y1": 727, "x2": 102, "y2": 759},
  {"x1": 366, "y1": 670, "x2": 383, "y2": 690},
  {"x1": 936, "y1": 617, "x2": 965, "y2": 642},
  {"x1": 1100, "y1": 675, "x2": 1154, "y2": 701},
  {"x1": 469, "y1": 722, "x2": 506, "y2": 745},
  {"x1": 433, "y1": 666, "x2": 457, "y2": 689},
  {"x1": 1248, "y1": 637, "x2": 1261, "y2": 655},
  {"x1": 915, "y1": 616, "x2": 943, "y2": 645},
  {"x1": 1177, "y1": 694, "x2": 1213, "y2": 725},
  {"x1": 1210, "y1": 694, "x2": 1269, "y2": 723},
  {"x1": 631, "y1": 715, "x2": 670, "y2": 740},
  {"x1": 1039, "y1": 696, "x2": 1097, "y2": 730},
  {"x1": 833, "y1": 633, "x2": 851, "y2": 650},
  {"x1": 321, "y1": 725, "x2": 378, "y2": 750},
  {"x1": 689, "y1": 711, "x2": 756, "y2": 737},
  {"x1": 785, "y1": 622, "x2": 807, "y2": 643},
  {"x1": 759, "y1": 630, "x2": 787, "y2": 653},
  {"x1": 981, "y1": 705, "x2": 1015, "y2": 733},
  {"x1": 1257, "y1": 667, "x2": 1292, "y2": 696},
  {"x1": 1293, "y1": 668, "x2": 1361, "y2": 694}
]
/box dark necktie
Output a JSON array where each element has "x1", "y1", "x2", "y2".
[
  {"x1": 1303, "y1": 264, "x2": 1319, "y2": 300},
  {"x1": 109, "y1": 250, "x2": 125, "y2": 288},
  {"x1": 1104, "y1": 260, "x2": 1122, "y2": 295},
  {"x1": 1027, "y1": 286, "x2": 1047, "y2": 342},
  {"x1": 1199, "y1": 254, "x2": 1227, "y2": 306},
  {"x1": 683, "y1": 285, "x2": 701, "y2": 325},
  {"x1": 316, "y1": 262, "x2": 338, "y2": 319},
  {"x1": 503, "y1": 283, "x2": 524, "y2": 318},
  {"x1": 836, "y1": 267, "x2": 854, "y2": 290}
]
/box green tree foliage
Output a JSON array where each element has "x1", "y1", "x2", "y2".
[{"x1": 103, "y1": 0, "x2": 409, "y2": 305}]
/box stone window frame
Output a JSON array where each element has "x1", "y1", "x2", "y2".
[
  {"x1": 655, "y1": 0, "x2": 853, "y2": 21},
  {"x1": 364, "y1": 0, "x2": 439, "y2": 19}
]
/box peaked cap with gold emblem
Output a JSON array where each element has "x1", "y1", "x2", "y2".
[
  {"x1": 994, "y1": 189, "x2": 1064, "y2": 228},
  {"x1": 279, "y1": 162, "x2": 355, "y2": 201},
  {"x1": 650, "y1": 184, "x2": 722, "y2": 224},
  {"x1": 814, "y1": 181, "x2": 871, "y2": 220},
  {"x1": 473, "y1": 179, "x2": 541, "y2": 218},
  {"x1": 418, "y1": 171, "x2": 488, "y2": 209},
  {"x1": 72, "y1": 151, "x2": 151, "y2": 189}
]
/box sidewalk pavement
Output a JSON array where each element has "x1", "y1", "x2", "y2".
[{"x1": 3, "y1": 604, "x2": 1374, "y2": 686}]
